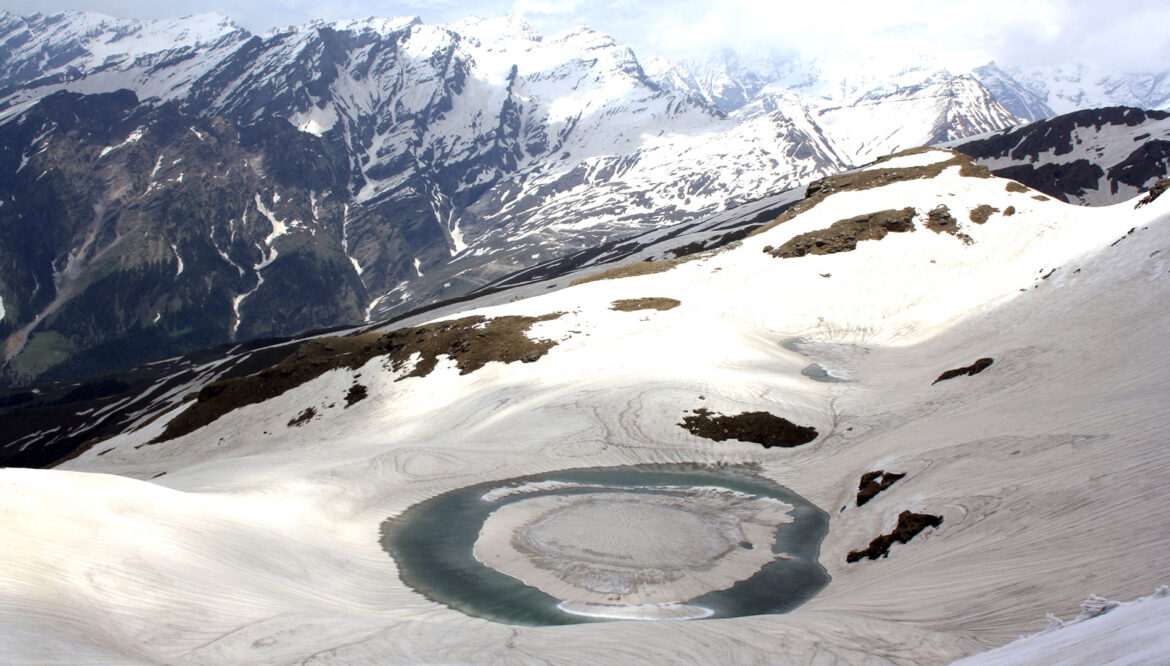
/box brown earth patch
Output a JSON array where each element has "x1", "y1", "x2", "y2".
[
  {"x1": 767, "y1": 207, "x2": 916, "y2": 258},
  {"x1": 679, "y1": 407, "x2": 818, "y2": 448},
  {"x1": 610, "y1": 297, "x2": 681, "y2": 312},
  {"x1": 846, "y1": 510, "x2": 943, "y2": 562},
  {"x1": 969, "y1": 204, "x2": 1000, "y2": 224},
  {"x1": 1005, "y1": 181, "x2": 1029, "y2": 193},
  {"x1": 153, "y1": 314, "x2": 562, "y2": 443},
  {"x1": 925, "y1": 204, "x2": 973, "y2": 244},
  {"x1": 749, "y1": 149, "x2": 991, "y2": 239},
  {"x1": 856, "y1": 470, "x2": 906, "y2": 506},
  {"x1": 924, "y1": 204, "x2": 957, "y2": 234},
  {"x1": 1003, "y1": 206, "x2": 1016, "y2": 216},
  {"x1": 1136, "y1": 177, "x2": 1170, "y2": 208},
  {"x1": 933, "y1": 357, "x2": 994, "y2": 384},
  {"x1": 1032, "y1": 195, "x2": 1051, "y2": 201},
  {"x1": 570, "y1": 259, "x2": 682, "y2": 286}
]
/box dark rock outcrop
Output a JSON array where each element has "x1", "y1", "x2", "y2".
[
  {"x1": 933, "y1": 357, "x2": 994, "y2": 384},
  {"x1": 846, "y1": 510, "x2": 943, "y2": 562},
  {"x1": 679, "y1": 407, "x2": 818, "y2": 448}
]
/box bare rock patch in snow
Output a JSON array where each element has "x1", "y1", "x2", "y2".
[
  {"x1": 287, "y1": 407, "x2": 315, "y2": 427},
  {"x1": 969, "y1": 204, "x2": 1001, "y2": 224},
  {"x1": 1136, "y1": 177, "x2": 1170, "y2": 208},
  {"x1": 343, "y1": 383, "x2": 367, "y2": 407},
  {"x1": 856, "y1": 470, "x2": 907, "y2": 506},
  {"x1": 925, "y1": 204, "x2": 959, "y2": 235},
  {"x1": 933, "y1": 357, "x2": 995, "y2": 385},
  {"x1": 766, "y1": 207, "x2": 917, "y2": 258},
  {"x1": 609, "y1": 297, "x2": 681, "y2": 312},
  {"x1": 153, "y1": 313, "x2": 563, "y2": 442},
  {"x1": 1006, "y1": 181, "x2": 1030, "y2": 193},
  {"x1": 846, "y1": 510, "x2": 943, "y2": 563},
  {"x1": 679, "y1": 408, "x2": 818, "y2": 449},
  {"x1": 751, "y1": 149, "x2": 992, "y2": 239}
]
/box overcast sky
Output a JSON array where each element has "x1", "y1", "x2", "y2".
[{"x1": 2, "y1": 0, "x2": 1167, "y2": 72}]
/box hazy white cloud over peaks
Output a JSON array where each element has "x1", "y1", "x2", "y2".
[
  {"x1": 2, "y1": 0, "x2": 1166, "y2": 72},
  {"x1": 511, "y1": 0, "x2": 586, "y2": 15}
]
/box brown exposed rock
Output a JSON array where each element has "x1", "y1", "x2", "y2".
[
  {"x1": 856, "y1": 470, "x2": 906, "y2": 506},
  {"x1": 153, "y1": 314, "x2": 563, "y2": 443},
  {"x1": 846, "y1": 510, "x2": 943, "y2": 562},
  {"x1": 1005, "y1": 181, "x2": 1029, "y2": 193},
  {"x1": 767, "y1": 208, "x2": 916, "y2": 258},
  {"x1": 1136, "y1": 177, "x2": 1170, "y2": 208},
  {"x1": 679, "y1": 407, "x2": 818, "y2": 448},
  {"x1": 924, "y1": 205, "x2": 973, "y2": 244},
  {"x1": 1003, "y1": 206, "x2": 1017, "y2": 216},
  {"x1": 924, "y1": 204, "x2": 958, "y2": 235},
  {"x1": 969, "y1": 204, "x2": 1000, "y2": 224},
  {"x1": 750, "y1": 148, "x2": 991, "y2": 239},
  {"x1": 933, "y1": 357, "x2": 994, "y2": 384},
  {"x1": 610, "y1": 297, "x2": 681, "y2": 312}
]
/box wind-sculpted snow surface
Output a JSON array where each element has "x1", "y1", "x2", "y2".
[
  {"x1": 2, "y1": 149, "x2": 1170, "y2": 663},
  {"x1": 952, "y1": 588, "x2": 1170, "y2": 665}
]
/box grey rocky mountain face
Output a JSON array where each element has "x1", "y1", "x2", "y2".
[
  {"x1": 953, "y1": 107, "x2": 1170, "y2": 205},
  {"x1": 0, "y1": 10, "x2": 1156, "y2": 385}
]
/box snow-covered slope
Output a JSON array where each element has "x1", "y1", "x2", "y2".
[
  {"x1": 813, "y1": 72, "x2": 1021, "y2": 165},
  {"x1": 3, "y1": 150, "x2": 1169, "y2": 663},
  {"x1": 0, "y1": 11, "x2": 250, "y2": 118},
  {"x1": 970, "y1": 62, "x2": 1056, "y2": 122},
  {"x1": 995, "y1": 62, "x2": 1170, "y2": 116}
]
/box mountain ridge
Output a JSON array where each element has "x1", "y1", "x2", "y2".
[{"x1": 0, "y1": 10, "x2": 1162, "y2": 386}]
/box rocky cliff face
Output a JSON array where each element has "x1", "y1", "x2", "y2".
[{"x1": 0, "y1": 90, "x2": 367, "y2": 383}]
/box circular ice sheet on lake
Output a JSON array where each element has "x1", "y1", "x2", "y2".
[{"x1": 380, "y1": 465, "x2": 830, "y2": 625}]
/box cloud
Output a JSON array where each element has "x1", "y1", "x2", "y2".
[
  {"x1": 511, "y1": 0, "x2": 586, "y2": 15},
  {"x1": 4, "y1": 0, "x2": 1167, "y2": 72}
]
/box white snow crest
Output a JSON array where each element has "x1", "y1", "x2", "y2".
[
  {"x1": 170, "y1": 243, "x2": 184, "y2": 277},
  {"x1": 98, "y1": 128, "x2": 145, "y2": 158},
  {"x1": 290, "y1": 105, "x2": 339, "y2": 136}
]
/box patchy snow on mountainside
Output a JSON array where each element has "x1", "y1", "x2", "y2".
[
  {"x1": 815, "y1": 74, "x2": 1021, "y2": 165},
  {"x1": 2, "y1": 150, "x2": 1169, "y2": 663},
  {"x1": 954, "y1": 107, "x2": 1170, "y2": 205}
]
